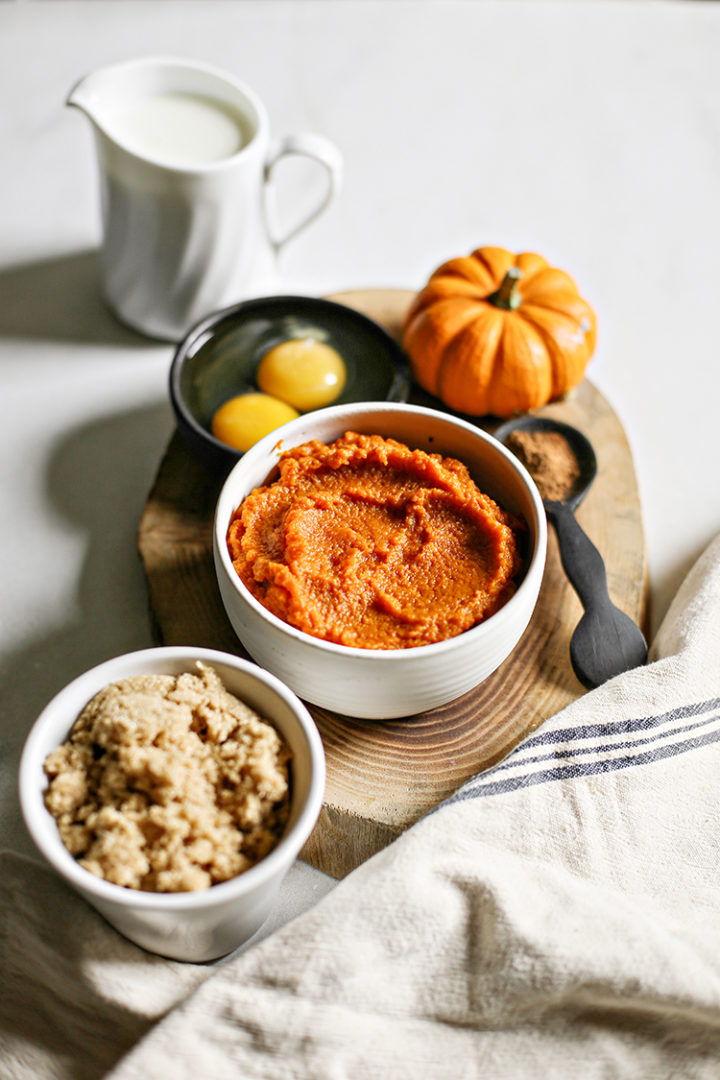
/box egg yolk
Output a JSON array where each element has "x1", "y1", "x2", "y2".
[
  {"x1": 256, "y1": 339, "x2": 346, "y2": 411},
  {"x1": 211, "y1": 393, "x2": 299, "y2": 453}
]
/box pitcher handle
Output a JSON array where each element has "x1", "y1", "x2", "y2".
[{"x1": 263, "y1": 133, "x2": 343, "y2": 255}]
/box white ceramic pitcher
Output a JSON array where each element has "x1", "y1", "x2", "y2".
[{"x1": 68, "y1": 57, "x2": 343, "y2": 341}]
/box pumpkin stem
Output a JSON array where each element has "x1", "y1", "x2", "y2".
[{"x1": 488, "y1": 267, "x2": 522, "y2": 311}]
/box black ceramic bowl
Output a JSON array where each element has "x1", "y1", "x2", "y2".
[{"x1": 169, "y1": 295, "x2": 412, "y2": 472}]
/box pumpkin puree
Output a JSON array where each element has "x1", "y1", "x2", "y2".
[{"x1": 226, "y1": 432, "x2": 524, "y2": 650}]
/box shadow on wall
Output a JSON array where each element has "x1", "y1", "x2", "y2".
[{"x1": 0, "y1": 249, "x2": 150, "y2": 346}]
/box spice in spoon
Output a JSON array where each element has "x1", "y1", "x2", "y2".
[{"x1": 505, "y1": 428, "x2": 580, "y2": 502}]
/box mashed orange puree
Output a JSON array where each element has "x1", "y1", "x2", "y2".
[{"x1": 226, "y1": 432, "x2": 524, "y2": 650}]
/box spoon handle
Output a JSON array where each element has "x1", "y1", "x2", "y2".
[
  {"x1": 545, "y1": 501, "x2": 648, "y2": 689},
  {"x1": 545, "y1": 501, "x2": 609, "y2": 608}
]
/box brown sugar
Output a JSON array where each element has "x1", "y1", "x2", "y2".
[
  {"x1": 43, "y1": 664, "x2": 291, "y2": 893},
  {"x1": 505, "y1": 428, "x2": 580, "y2": 502}
]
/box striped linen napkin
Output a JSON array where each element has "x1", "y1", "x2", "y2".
[{"x1": 4, "y1": 534, "x2": 720, "y2": 1080}]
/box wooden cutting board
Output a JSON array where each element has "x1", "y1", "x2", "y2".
[{"x1": 138, "y1": 289, "x2": 649, "y2": 879}]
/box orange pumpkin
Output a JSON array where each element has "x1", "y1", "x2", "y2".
[{"x1": 403, "y1": 246, "x2": 597, "y2": 418}]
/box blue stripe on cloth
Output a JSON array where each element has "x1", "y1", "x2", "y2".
[
  {"x1": 491, "y1": 710, "x2": 720, "y2": 775},
  {"x1": 441, "y1": 711, "x2": 720, "y2": 808},
  {"x1": 515, "y1": 697, "x2": 720, "y2": 752}
]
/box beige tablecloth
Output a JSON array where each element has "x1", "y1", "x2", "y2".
[{"x1": 3, "y1": 535, "x2": 720, "y2": 1080}]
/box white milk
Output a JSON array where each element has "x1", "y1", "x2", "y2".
[{"x1": 109, "y1": 92, "x2": 250, "y2": 166}]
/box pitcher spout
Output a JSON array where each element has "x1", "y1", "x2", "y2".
[{"x1": 66, "y1": 69, "x2": 110, "y2": 132}]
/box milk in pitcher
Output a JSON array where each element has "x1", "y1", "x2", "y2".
[{"x1": 107, "y1": 92, "x2": 251, "y2": 166}]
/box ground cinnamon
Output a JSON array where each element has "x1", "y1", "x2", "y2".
[{"x1": 505, "y1": 428, "x2": 580, "y2": 502}]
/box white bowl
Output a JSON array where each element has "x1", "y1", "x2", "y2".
[
  {"x1": 19, "y1": 647, "x2": 325, "y2": 962},
  {"x1": 213, "y1": 402, "x2": 547, "y2": 719}
]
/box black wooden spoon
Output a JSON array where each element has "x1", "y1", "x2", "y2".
[{"x1": 494, "y1": 416, "x2": 648, "y2": 689}]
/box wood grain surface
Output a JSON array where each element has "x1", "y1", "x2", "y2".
[{"x1": 138, "y1": 289, "x2": 649, "y2": 879}]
